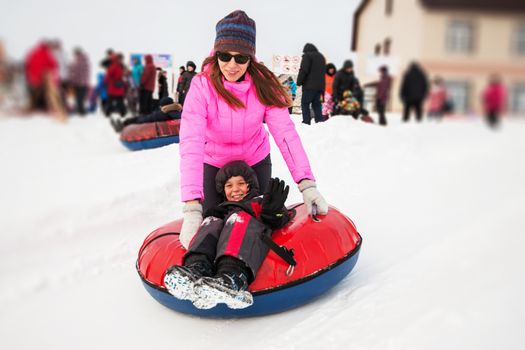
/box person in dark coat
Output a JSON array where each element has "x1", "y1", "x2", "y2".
[
  {"x1": 376, "y1": 65, "x2": 391, "y2": 126},
  {"x1": 111, "y1": 97, "x2": 181, "y2": 132},
  {"x1": 176, "y1": 65, "x2": 185, "y2": 102},
  {"x1": 400, "y1": 62, "x2": 429, "y2": 122},
  {"x1": 157, "y1": 69, "x2": 169, "y2": 100},
  {"x1": 139, "y1": 54, "x2": 156, "y2": 114},
  {"x1": 68, "y1": 48, "x2": 90, "y2": 115},
  {"x1": 100, "y1": 49, "x2": 114, "y2": 70},
  {"x1": 164, "y1": 161, "x2": 290, "y2": 310},
  {"x1": 179, "y1": 61, "x2": 197, "y2": 105},
  {"x1": 332, "y1": 60, "x2": 358, "y2": 103},
  {"x1": 296, "y1": 43, "x2": 326, "y2": 124},
  {"x1": 332, "y1": 60, "x2": 362, "y2": 117},
  {"x1": 104, "y1": 54, "x2": 126, "y2": 117}
]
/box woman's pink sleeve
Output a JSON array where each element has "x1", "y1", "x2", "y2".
[
  {"x1": 264, "y1": 106, "x2": 315, "y2": 183},
  {"x1": 179, "y1": 76, "x2": 208, "y2": 201}
]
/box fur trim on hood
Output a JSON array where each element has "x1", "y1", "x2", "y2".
[
  {"x1": 160, "y1": 103, "x2": 182, "y2": 113},
  {"x1": 215, "y1": 160, "x2": 260, "y2": 200}
]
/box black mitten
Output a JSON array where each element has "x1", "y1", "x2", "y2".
[{"x1": 260, "y1": 178, "x2": 289, "y2": 229}]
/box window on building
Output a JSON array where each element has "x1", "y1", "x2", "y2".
[
  {"x1": 445, "y1": 80, "x2": 471, "y2": 113},
  {"x1": 510, "y1": 83, "x2": 525, "y2": 114},
  {"x1": 384, "y1": 38, "x2": 391, "y2": 55},
  {"x1": 375, "y1": 44, "x2": 381, "y2": 56},
  {"x1": 385, "y1": 0, "x2": 393, "y2": 16},
  {"x1": 512, "y1": 24, "x2": 525, "y2": 55},
  {"x1": 446, "y1": 20, "x2": 475, "y2": 53}
]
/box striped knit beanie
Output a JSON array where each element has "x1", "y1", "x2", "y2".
[{"x1": 214, "y1": 10, "x2": 256, "y2": 57}]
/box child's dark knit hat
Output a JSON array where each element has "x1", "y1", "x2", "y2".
[
  {"x1": 215, "y1": 160, "x2": 259, "y2": 198},
  {"x1": 186, "y1": 61, "x2": 196, "y2": 70},
  {"x1": 214, "y1": 10, "x2": 256, "y2": 57}
]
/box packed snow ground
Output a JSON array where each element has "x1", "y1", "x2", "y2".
[{"x1": 1, "y1": 113, "x2": 524, "y2": 349}]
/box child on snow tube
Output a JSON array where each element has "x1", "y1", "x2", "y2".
[
  {"x1": 111, "y1": 97, "x2": 182, "y2": 132},
  {"x1": 337, "y1": 90, "x2": 361, "y2": 117},
  {"x1": 164, "y1": 160, "x2": 290, "y2": 310}
]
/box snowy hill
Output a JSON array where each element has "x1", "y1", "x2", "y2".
[{"x1": 1, "y1": 114, "x2": 524, "y2": 349}]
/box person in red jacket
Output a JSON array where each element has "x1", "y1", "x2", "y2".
[
  {"x1": 427, "y1": 76, "x2": 448, "y2": 120},
  {"x1": 104, "y1": 53, "x2": 126, "y2": 117},
  {"x1": 25, "y1": 41, "x2": 59, "y2": 111},
  {"x1": 139, "y1": 54, "x2": 156, "y2": 114},
  {"x1": 482, "y1": 74, "x2": 506, "y2": 128}
]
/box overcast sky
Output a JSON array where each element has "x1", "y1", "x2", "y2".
[{"x1": 0, "y1": 0, "x2": 360, "y2": 71}]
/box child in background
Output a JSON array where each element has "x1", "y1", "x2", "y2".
[
  {"x1": 337, "y1": 89, "x2": 361, "y2": 117},
  {"x1": 94, "y1": 72, "x2": 108, "y2": 114},
  {"x1": 283, "y1": 76, "x2": 297, "y2": 114},
  {"x1": 322, "y1": 63, "x2": 336, "y2": 119},
  {"x1": 164, "y1": 160, "x2": 290, "y2": 309},
  {"x1": 427, "y1": 76, "x2": 448, "y2": 120},
  {"x1": 110, "y1": 97, "x2": 181, "y2": 132}
]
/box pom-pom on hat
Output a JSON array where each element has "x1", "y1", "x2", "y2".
[{"x1": 214, "y1": 10, "x2": 256, "y2": 57}]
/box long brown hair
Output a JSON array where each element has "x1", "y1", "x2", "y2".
[{"x1": 201, "y1": 56, "x2": 292, "y2": 109}]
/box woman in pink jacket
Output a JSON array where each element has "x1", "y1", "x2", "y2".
[{"x1": 179, "y1": 10, "x2": 328, "y2": 248}]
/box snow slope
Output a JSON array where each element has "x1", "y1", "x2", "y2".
[{"x1": 1, "y1": 114, "x2": 524, "y2": 349}]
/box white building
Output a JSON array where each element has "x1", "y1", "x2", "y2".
[{"x1": 352, "y1": 0, "x2": 525, "y2": 114}]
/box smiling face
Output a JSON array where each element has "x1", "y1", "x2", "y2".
[
  {"x1": 217, "y1": 51, "x2": 250, "y2": 82},
  {"x1": 224, "y1": 176, "x2": 249, "y2": 201}
]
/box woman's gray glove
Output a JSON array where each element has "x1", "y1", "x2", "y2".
[
  {"x1": 298, "y1": 180, "x2": 329, "y2": 215},
  {"x1": 179, "y1": 202, "x2": 203, "y2": 249}
]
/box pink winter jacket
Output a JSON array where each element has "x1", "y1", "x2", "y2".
[
  {"x1": 427, "y1": 86, "x2": 447, "y2": 113},
  {"x1": 179, "y1": 73, "x2": 315, "y2": 201},
  {"x1": 482, "y1": 82, "x2": 506, "y2": 113}
]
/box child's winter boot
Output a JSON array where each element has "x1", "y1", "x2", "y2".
[
  {"x1": 163, "y1": 254, "x2": 214, "y2": 302},
  {"x1": 193, "y1": 257, "x2": 253, "y2": 310}
]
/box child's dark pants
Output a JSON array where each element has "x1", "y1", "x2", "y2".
[{"x1": 184, "y1": 211, "x2": 271, "y2": 282}]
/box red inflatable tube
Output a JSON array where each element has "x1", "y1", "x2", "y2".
[{"x1": 136, "y1": 203, "x2": 362, "y2": 317}]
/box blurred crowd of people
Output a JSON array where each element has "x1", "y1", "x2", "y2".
[
  {"x1": 280, "y1": 43, "x2": 508, "y2": 128},
  {"x1": 0, "y1": 39, "x2": 198, "y2": 126},
  {"x1": 0, "y1": 39, "x2": 509, "y2": 129}
]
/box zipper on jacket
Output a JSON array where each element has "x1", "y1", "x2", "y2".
[{"x1": 283, "y1": 138, "x2": 296, "y2": 166}]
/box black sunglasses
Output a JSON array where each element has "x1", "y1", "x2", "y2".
[{"x1": 216, "y1": 52, "x2": 250, "y2": 64}]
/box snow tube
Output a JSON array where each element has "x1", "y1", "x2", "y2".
[
  {"x1": 120, "y1": 119, "x2": 180, "y2": 151},
  {"x1": 136, "y1": 203, "x2": 362, "y2": 317}
]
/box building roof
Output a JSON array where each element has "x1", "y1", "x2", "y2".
[
  {"x1": 351, "y1": 0, "x2": 525, "y2": 51},
  {"x1": 421, "y1": 0, "x2": 525, "y2": 12}
]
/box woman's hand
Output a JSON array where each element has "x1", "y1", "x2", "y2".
[
  {"x1": 298, "y1": 180, "x2": 329, "y2": 216},
  {"x1": 179, "y1": 201, "x2": 203, "y2": 249}
]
